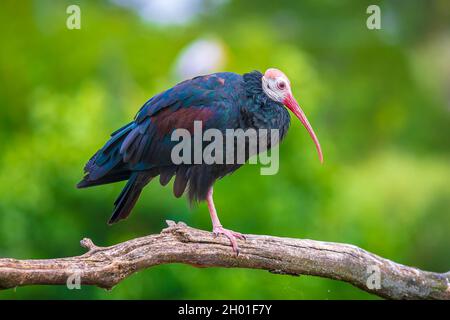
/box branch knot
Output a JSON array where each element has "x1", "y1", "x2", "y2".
[{"x1": 80, "y1": 238, "x2": 101, "y2": 252}]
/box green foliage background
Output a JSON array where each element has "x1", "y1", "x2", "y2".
[{"x1": 0, "y1": 0, "x2": 449, "y2": 299}]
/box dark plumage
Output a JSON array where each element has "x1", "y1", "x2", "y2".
[
  {"x1": 78, "y1": 68, "x2": 322, "y2": 252},
  {"x1": 78, "y1": 71, "x2": 288, "y2": 221}
]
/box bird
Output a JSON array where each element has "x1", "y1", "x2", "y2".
[{"x1": 77, "y1": 68, "x2": 323, "y2": 254}]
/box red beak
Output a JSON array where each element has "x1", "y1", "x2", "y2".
[{"x1": 283, "y1": 94, "x2": 323, "y2": 163}]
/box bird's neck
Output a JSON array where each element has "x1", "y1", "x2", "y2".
[
  {"x1": 242, "y1": 71, "x2": 290, "y2": 137},
  {"x1": 243, "y1": 71, "x2": 266, "y2": 100}
]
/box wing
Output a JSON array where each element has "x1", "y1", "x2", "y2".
[
  {"x1": 120, "y1": 72, "x2": 244, "y2": 169},
  {"x1": 79, "y1": 72, "x2": 245, "y2": 201}
]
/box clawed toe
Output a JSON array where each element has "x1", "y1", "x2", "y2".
[{"x1": 212, "y1": 226, "x2": 246, "y2": 255}]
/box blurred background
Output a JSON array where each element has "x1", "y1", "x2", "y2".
[{"x1": 0, "y1": 0, "x2": 449, "y2": 299}]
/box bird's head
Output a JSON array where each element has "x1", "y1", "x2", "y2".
[{"x1": 262, "y1": 68, "x2": 323, "y2": 163}]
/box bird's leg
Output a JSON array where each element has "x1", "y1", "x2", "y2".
[{"x1": 207, "y1": 187, "x2": 246, "y2": 254}]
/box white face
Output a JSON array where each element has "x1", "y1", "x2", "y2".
[{"x1": 261, "y1": 68, "x2": 291, "y2": 103}]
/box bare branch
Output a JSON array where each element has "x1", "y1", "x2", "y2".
[{"x1": 0, "y1": 221, "x2": 448, "y2": 299}]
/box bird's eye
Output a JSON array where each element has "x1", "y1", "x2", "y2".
[{"x1": 277, "y1": 81, "x2": 286, "y2": 90}]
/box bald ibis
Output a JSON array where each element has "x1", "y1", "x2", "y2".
[{"x1": 78, "y1": 68, "x2": 323, "y2": 253}]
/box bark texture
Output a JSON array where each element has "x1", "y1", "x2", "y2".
[{"x1": 0, "y1": 221, "x2": 448, "y2": 299}]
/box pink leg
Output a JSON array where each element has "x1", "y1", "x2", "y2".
[{"x1": 207, "y1": 187, "x2": 246, "y2": 254}]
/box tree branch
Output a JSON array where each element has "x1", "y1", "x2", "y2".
[{"x1": 0, "y1": 221, "x2": 448, "y2": 299}]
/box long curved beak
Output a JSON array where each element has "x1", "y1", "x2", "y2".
[{"x1": 283, "y1": 94, "x2": 323, "y2": 163}]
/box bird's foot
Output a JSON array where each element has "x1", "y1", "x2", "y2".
[{"x1": 212, "y1": 225, "x2": 246, "y2": 255}]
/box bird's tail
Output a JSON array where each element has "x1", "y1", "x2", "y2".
[
  {"x1": 77, "y1": 122, "x2": 135, "y2": 189},
  {"x1": 108, "y1": 172, "x2": 152, "y2": 224}
]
